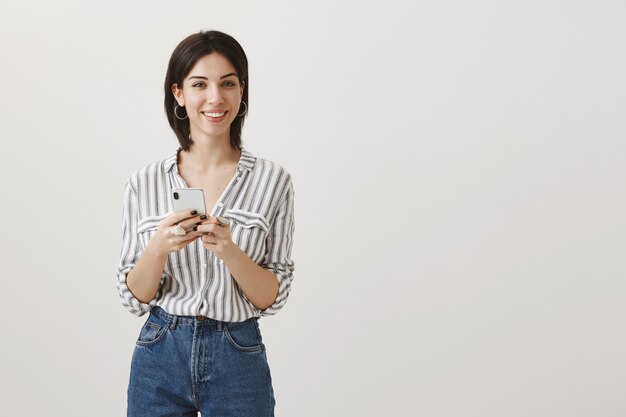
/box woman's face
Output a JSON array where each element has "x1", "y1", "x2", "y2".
[{"x1": 172, "y1": 53, "x2": 245, "y2": 143}]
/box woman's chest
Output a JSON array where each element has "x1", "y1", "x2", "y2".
[
  {"x1": 136, "y1": 168, "x2": 273, "y2": 265},
  {"x1": 179, "y1": 169, "x2": 237, "y2": 215}
]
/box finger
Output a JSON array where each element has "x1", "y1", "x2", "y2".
[
  {"x1": 196, "y1": 223, "x2": 217, "y2": 234},
  {"x1": 174, "y1": 234, "x2": 202, "y2": 249},
  {"x1": 162, "y1": 210, "x2": 204, "y2": 227},
  {"x1": 216, "y1": 216, "x2": 230, "y2": 227},
  {"x1": 201, "y1": 233, "x2": 217, "y2": 244},
  {"x1": 195, "y1": 216, "x2": 230, "y2": 229},
  {"x1": 180, "y1": 232, "x2": 201, "y2": 243},
  {"x1": 164, "y1": 225, "x2": 202, "y2": 240},
  {"x1": 198, "y1": 225, "x2": 228, "y2": 239},
  {"x1": 198, "y1": 217, "x2": 220, "y2": 225},
  {"x1": 179, "y1": 214, "x2": 208, "y2": 231}
]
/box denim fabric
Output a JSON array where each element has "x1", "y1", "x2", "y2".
[{"x1": 127, "y1": 305, "x2": 275, "y2": 416}]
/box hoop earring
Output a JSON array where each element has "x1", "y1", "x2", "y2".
[
  {"x1": 174, "y1": 105, "x2": 188, "y2": 120},
  {"x1": 236, "y1": 100, "x2": 247, "y2": 117}
]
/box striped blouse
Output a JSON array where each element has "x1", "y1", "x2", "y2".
[{"x1": 115, "y1": 146, "x2": 295, "y2": 322}]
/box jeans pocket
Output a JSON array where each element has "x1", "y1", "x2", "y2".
[
  {"x1": 136, "y1": 313, "x2": 170, "y2": 347},
  {"x1": 224, "y1": 318, "x2": 264, "y2": 353}
]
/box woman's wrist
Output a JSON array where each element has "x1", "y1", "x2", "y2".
[
  {"x1": 145, "y1": 235, "x2": 170, "y2": 261},
  {"x1": 219, "y1": 241, "x2": 242, "y2": 265}
]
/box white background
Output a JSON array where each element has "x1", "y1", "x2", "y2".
[{"x1": 1, "y1": 1, "x2": 625, "y2": 416}]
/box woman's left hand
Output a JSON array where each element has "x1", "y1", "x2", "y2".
[{"x1": 196, "y1": 216, "x2": 237, "y2": 260}]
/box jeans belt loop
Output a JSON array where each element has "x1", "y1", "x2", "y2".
[{"x1": 169, "y1": 315, "x2": 178, "y2": 330}]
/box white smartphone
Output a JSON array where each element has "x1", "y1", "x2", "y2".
[{"x1": 171, "y1": 188, "x2": 207, "y2": 217}]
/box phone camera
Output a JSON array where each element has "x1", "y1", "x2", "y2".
[{"x1": 173, "y1": 192, "x2": 179, "y2": 200}]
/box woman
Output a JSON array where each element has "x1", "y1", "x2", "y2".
[{"x1": 116, "y1": 30, "x2": 295, "y2": 417}]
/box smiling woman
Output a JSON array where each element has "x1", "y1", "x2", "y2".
[
  {"x1": 163, "y1": 32, "x2": 249, "y2": 152},
  {"x1": 171, "y1": 54, "x2": 245, "y2": 138},
  {"x1": 116, "y1": 30, "x2": 295, "y2": 417}
]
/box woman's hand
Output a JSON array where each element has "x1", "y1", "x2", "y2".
[
  {"x1": 196, "y1": 216, "x2": 238, "y2": 260},
  {"x1": 148, "y1": 209, "x2": 205, "y2": 257}
]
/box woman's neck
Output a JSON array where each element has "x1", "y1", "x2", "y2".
[{"x1": 177, "y1": 143, "x2": 241, "y2": 175}]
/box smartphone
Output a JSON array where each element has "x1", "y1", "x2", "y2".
[{"x1": 171, "y1": 188, "x2": 207, "y2": 221}]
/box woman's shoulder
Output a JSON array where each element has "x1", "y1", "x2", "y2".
[
  {"x1": 125, "y1": 148, "x2": 179, "y2": 188},
  {"x1": 248, "y1": 149, "x2": 293, "y2": 180}
]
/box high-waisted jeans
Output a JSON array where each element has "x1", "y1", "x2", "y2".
[{"x1": 127, "y1": 305, "x2": 276, "y2": 416}]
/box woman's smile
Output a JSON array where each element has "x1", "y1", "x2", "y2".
[
  {"x1": 201, "y1": 110, "x2": 228, "y2": 123},
  {"x1": 172, "y1": 52, "x2": 245, "y2": 141}
]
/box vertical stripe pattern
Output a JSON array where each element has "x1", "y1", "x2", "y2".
[{"x1": 115, "y1": 147, "x2": 296, "y2": 321}]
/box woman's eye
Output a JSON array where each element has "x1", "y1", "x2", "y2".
[{"x1": 192, "y1": 82, "x2": 235, "y2": 87}]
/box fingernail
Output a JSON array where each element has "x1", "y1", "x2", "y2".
[
  {"x1": 199, "y1": 215, "x2": 207, "y2": 220},
  {"x1": 190, "y1": 210, "x2": 198, "y2": 215}
]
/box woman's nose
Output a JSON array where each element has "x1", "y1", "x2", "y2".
[{"x1": 205, "y1": 83, "x2": 223, "y2": 103}]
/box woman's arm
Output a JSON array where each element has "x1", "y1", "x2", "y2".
[
  {"x1": 125, "y1": 240, "x2": 168, "y2": 304},
  {"x1": 198, "y1": 173, "x2": 296, "y2": 315},
  {"x1": 223, "y1": 176, "x2": 296, "y2": 315},
  {"x1": 221, "y1": 246, "x2": 280, "y2": 311},
  {"x1": 116, "y1": 178, "x2": 167, "y2": 317}
]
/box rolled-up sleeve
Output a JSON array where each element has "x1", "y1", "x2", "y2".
[
  {"x1": 115, "y1": 178, "x2": 160, "y2": 317},
  {"x1": 260, "y1": 176, "x2": 296, "y2": 317}
]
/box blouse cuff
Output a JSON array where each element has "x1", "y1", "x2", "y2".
[{"x1": 117, "y1": 265, "x2": 159, "y2": 317}]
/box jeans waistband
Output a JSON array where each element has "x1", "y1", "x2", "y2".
[{"x1": 151, "y1": 305, "x2": 225, "y2": 330}]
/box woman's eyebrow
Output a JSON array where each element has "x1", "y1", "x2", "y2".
[{"x1": 188, "y1": 73, "x2": 238, "y2": 80}]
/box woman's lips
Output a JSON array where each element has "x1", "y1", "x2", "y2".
[{"x1": 202, "y1": 111, "x2": 228, "y2": 123}]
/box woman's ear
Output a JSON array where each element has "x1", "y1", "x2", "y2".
[{"x1": 172, "y1": 83, "x2": 184, "y2": 106}]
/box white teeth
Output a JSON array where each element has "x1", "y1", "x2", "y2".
[{"x1": 204, "y1": 112, "x2": 225, "y2": 117}]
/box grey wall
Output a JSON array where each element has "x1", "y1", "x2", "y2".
[{"x1": 1, "y1": 0, "x2": 624, "y2": 416}]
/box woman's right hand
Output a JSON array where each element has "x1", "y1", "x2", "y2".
[{"x1": 147, "y1": 209, "x2": 206, "y2": 257}]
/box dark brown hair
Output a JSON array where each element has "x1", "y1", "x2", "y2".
[{"x1": 164, "y1": 30, "x2": 249, "y2": 151}]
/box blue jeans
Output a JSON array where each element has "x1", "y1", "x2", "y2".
[{"x1": 127, "y1": 305, "x2": 276, "y2": 416}]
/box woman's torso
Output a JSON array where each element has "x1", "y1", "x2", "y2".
[{"x1": 121, "y1": 146, "x2": 293, "y2": 322}]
